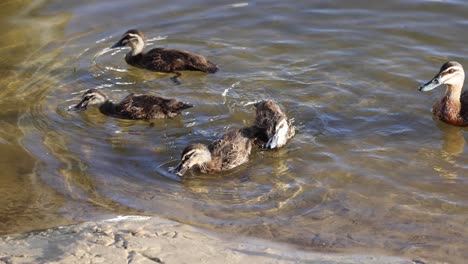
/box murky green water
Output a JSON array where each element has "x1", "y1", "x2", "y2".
[{"x1": 1, "y1": 0, "x2": 468, "y2": 262}]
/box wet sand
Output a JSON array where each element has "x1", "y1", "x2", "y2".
[{"x1": 0, "y1": 216, "x2": 415, "y2": 264}]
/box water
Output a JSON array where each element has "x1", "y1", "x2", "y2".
[{"x1": 1, "y1": 0, "x2": 468, "y2": 262}]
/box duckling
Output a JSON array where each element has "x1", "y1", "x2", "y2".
[
  {"x1": 253, "y1": 100, "x2": 295, "y2": 149},
  {"x1": 419, "y1": 61, "x2": 468, "y2": 126},
  {"x1": 110, "y1": 29, "x2": 218, "y2": 84},
  {"x1": 170, "y1": 100, "x2": 294, "y2": 176},
  {"x1": 170, "y1": 128, "x2": 253, "y2": 176},
  {"x1": 68, "y1": 88, "x2": 193, "y2": 119}
]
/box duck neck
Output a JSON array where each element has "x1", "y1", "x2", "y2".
[
  {"x1": 128, "y1": 37, "x2": 145, "y2": 56},
  {"x1": 444, "y1": 84, "x2": 462, "y2": 111},
  {"x1": 438, "y1": 84, "x2": 462, "y2": 122},
  {"x1": 98, "y1": 100, "x2": 116, "y2": 116},
  {"x1": 444, "y1": 84, "x2": 462, "y2": 102},
  {"x1": 125, "y1": 49, "x2": 143, "y2": 66},
  {"x1": 132, "y1": 42, "x2": 144, "y2": 56},
  {"x1": 199, "y1": 149, "x2": 215, "y2": 173}
]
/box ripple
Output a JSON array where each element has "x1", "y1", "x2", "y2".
[{"x1": 9, "y1": 1, "x2": 468, "y2": 263}]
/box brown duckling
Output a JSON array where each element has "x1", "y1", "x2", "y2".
[
  {"x1": 253, "y1": 100, "x2": 295, "y2": 149},
  {"x1": 110, "y1": 29, "x2": 218, "y2": 84},
  {"x1": 68, "y1": 88, "x2": 192, "y2": 119},
  {"x1": 170, "y1": 128, "x2": 253, "y2": 176},
  {"x1": 419, "y1": 61, "x2": 468, "y2": 126},
  {"x1": 170, "y1": 100, "x2": 294, "y2": 176}
]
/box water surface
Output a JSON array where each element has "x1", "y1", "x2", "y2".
[{"x1": 1, "y1": 0, "x2": 468, "y2": 263}]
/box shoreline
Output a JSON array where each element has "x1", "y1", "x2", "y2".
[{"x1": 0, "y1": 215, "x2": 415, "y2": 264}]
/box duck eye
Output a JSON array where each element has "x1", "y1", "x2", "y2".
[{"x1": 448, "y1": 69, "x2": 455, "y2": 74}]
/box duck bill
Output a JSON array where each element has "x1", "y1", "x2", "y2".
[
  {"x1": 110, "y1": 39, "x2": 125, "y2": 49},
  {"x1": 265, "y1": 119, "x2": 290, "y2": 149},
  {"x1": 266, "y1": 128, "x2": 289, "y2": 149},
  {"x1": 68, "y1": 99, "x2": 88, "y2": 111},
  {"x1": 266, "y1": 134, "x2": 286, "y2": 149},
  {"x1": 170, "y1": 163, "x2": 188, "y2": 176},
  {"x1": 419, "y1": 74, "x2": 443, "y2": 92}
]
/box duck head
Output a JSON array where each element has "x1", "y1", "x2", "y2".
[
  {"x1": 110, "y1": 29, "x2": 146, "y2": 56},
  {"x1": 171, "y1": 143, "x2": 212, "y2": 176},
  {"x1": 419, "y1": 61, "x2": 465, "y2": 92},
  {"x1": 68, "y1": 89, "x2": 108, "y2": 111},
  {"x1": 265, "y1": 117, "x2": 295, "y2": 149},
  {"x1": 254, "y1": 100, "x2": 295, "y2": 149}
]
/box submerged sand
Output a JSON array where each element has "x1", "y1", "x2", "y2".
[{"x1": 0, "y1": 216, "x2": 415, "y2": 264}]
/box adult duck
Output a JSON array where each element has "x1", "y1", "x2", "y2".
[
  {"x1": 419, "y1": 61, "x2": 468, "y2": 126},
  {"x1": 68, "y1": 88, "x2": 192, "y2": 119},
  {"x1": 110, "y1": 29, "x2": 218, "y2": 84}
]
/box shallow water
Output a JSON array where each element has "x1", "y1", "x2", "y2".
[{"x1": 1, "y1": 0, "x2": 468, "y2": 262}]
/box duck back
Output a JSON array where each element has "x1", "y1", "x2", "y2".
[
  {"x1": 207, "y1": 129, "x2": 252, "y2": 172},
  {"x1": 459, "y1": 90, "x2": 468, "y2": 121},
  {"x1": 126, "y1": 48, "x2": 218, "y2": 73},
  {"x1": 114, "y1": 94, "x2": 192, "y2": 119}
]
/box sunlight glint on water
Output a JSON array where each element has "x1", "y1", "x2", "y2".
[{"x1": 0, "y1": 0, "x2": 467, "y2": 263}]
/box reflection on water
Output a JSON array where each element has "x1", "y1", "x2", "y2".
[
  {"x1": 432, "y1": 121, "x2": 466, "y2": 180},
  {"x1": 438, "y1": 121, "x2": 466, "y2": 156},
  {"x1": 0, "y1": 0, "x2": 75, "y2": 234},
  {"x1": 1, "y1": 0, "x2": 468, "y2": 263}
]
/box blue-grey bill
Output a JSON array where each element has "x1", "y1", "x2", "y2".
[
  {"x1": 68, "y1": 101, "x2": 87, "y2": 111},
  {"x1": 265, "y1": 137, "x2": 278, "y2": 149},
  {"x1": 419, "y1": 75, "x2": 442, "y2": 92},
  {"x1": 169, "y1": 163, "x2": 187, "y2": 176},
  {"x1": 110, "y1": 41, "x2": 124, "y2": 49}
]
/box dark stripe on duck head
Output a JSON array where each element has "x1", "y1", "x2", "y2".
[
  {"x1": 439, "y1": 61, "x2": 463, "y2": 73},
  {"x1": 111, "y1": 29, "x2": 146, "y2": 49}
]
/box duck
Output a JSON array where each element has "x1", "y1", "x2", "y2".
[
  {"x1": 170, "y1": 100, "x2": 295, "y2": 176},
  {"x1": 68, "y1": 88, "x2": 193, "y2": 119},
  {"x1": 110, "y1": 29, "x2": 218, "y2": 84},
  {"x1": 170, "y1": 128, "x2": 253, "y2": 176},
  {"x1": 252, "y1": 100, "x2": 295, "y2": 149},
  {"x1": 419, "y1": 61, "x2": 468, "y2": 126}
]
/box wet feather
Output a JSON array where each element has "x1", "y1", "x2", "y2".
[
  {"x1": 112, "y1": 29, "x2": 219, "y2": 75},
  {"x1": 69, "y1": 89, "x2": 192, "y2": 120}
]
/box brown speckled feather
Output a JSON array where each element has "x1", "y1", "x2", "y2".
[
  {"x1": 206, "y1": 129, "x2": 253, "y2": 172},
  {"x1": 421, "y1": 61, "x2": 468, "y2": 126},
  {"x1": 171, "y1": 100, "x2": 294, "y2": 176},
  {"x1": 252, "y1": 100, "x2": 295, "y2": 147},
  {"x1": 70, "y1": 89, "x2": 192, "y2": 120},
  {"x1": 433, "y1": 92, "x2": 468, "y2": 126},
  {"x1": 112, "y1": 93, "x2": 193, "y2": 119},
  {"x1": 254, "y1": 100, "x2": 286, "y2": 138},
  {"x1": 459, "y1": 91, "x2": 468, "y2": 120},
  {"x1": 113, "y1": 29, "x2": 218, "y2": 75},
  {"x1": 126, "y1": 48, "x2": 218, "y2": 73},
  {"x1": 174, "y1": 128, "x2": 253, "y2": 175}
]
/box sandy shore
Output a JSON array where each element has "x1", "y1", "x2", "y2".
[{"x1": 0, "y1": 216, "x2": 415, "y2": 264}]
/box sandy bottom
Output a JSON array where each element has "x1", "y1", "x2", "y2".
[{"x1": 0, "y1": 216, "x2": 415, "y2": 264}]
